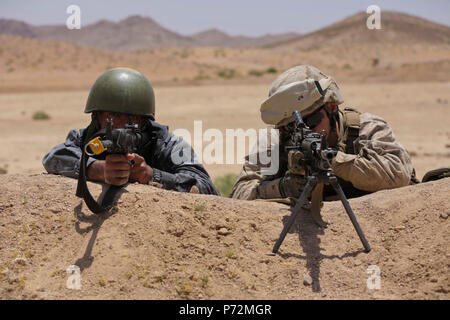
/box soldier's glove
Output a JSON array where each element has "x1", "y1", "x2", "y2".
[
  {"x1": 279, "y1": 171, "x2": 307, "y2": 199},
  {"x1": 256, "y1": 178, "x2": 284, "y2": 199}
]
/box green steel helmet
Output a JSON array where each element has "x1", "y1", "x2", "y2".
[{"x1": 85, "y1": 68, "x2": 155, "y2": 119}]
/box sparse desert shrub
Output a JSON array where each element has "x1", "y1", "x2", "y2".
[
  {"x1": 214, "y1": 173, "x2": 238, "y2": 197},
  {"x1": 225, "y1": 250, "x2": 236, "y2": 259},
  {"x1": 180, "y1": 49, "x2": 191, "y2": 59},
  {"x1": 98, "y1": 277, "x2": 107, "y2": 287},
  {"x1": 32, "y1": 111, "x2": 51, "y2": 120},
  {"x1": 142, "y1": 279, "x2": 153, "y2": 288},
  {"x1": 176, "y1": 281, "x2": 193, "y2": 295},
  {"x1": 194, "y1": 202, "x2": 206, "y2": 212},
  {"x1": 201, "y1": 274, "x2": 209, "y2": 287},
  {"x1": 249, "y1": 67, "x2": 277, "y2": 77},
  {"x1": 214, "y1": 49, "x2": 226, "y2": 58},
  {"x1": 194, "y1": 72, "x2": 210, "y2": 81},
  {"x1": 248, "y1": 69, "x2": 264, "y2": 77},
  {"x1": 16, "y1": 276, "x2": 26, "y2": 290},
  {"x1": 217, "y1": 68, "x2": 236, "y2": 79},
  {"x1": 342, "y1": 63, "x2": 352, "y2": 70},
  {"x1": 153, "y1": 273, "x2": 166, "y2": 283}
]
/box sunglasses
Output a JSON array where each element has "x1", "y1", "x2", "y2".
[{"x1": 303, "y1": 108, "x2": 324, "y2": 128}]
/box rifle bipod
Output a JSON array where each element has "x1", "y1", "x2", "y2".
[{"x1": 271, "y1": 172, "x2": 371, "y2": 254}]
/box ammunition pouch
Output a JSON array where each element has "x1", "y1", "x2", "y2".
[{"x1": 338, "y1": 107, "x2": 361, "y2": 154}]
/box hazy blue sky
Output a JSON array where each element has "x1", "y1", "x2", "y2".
[{"x1": 1, "y1": 0, "x2": 449, "y2": 36}]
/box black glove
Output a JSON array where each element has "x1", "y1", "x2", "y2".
[{"x1": 279, "y1": 171, "x2": 307, "y2": 198}]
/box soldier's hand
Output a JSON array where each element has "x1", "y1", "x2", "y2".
[
  {"x1": 86, "y1": 160, "x2": 105, "y2": 182},
  {"x1": 128, "y1": 153, "x2": 154, "y2": 184},
  {"x1": 280, "y1": 171, "x2": 307, "y2": 198},
  {"x1": 104, "y1": 154, "x2": 131, "y2": 186}
]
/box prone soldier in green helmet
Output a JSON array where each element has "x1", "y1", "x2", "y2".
[
  {"x1": 43, "y1": 68, "x2": 219, "y2": 195},
  {"x1": 231, "y1": 65, "x2": 419, "y2": 202}
]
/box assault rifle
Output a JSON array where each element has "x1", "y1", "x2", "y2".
[
  {"x1": 76, "y1": 118, "x2": 152, "y2": 214},
  {"x1": 271, "y1": 110, "x2": 371, "y2": 254}
]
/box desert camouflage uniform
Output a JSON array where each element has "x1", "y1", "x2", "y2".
[
  {"x1": 232, "y1": 64, "x2": 417, "y2": 201},
  {"x1": 231, "y1": 110, "x2": 416, "y2": 200}
]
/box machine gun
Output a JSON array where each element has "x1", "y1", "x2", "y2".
[
  {"x1": 271, "y1": 110, "x2": 371, "y2": 254},
  {"x1": 76, "y1": 118, "x2": 152, "y2": 214}
]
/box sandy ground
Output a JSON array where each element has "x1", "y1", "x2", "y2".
[
  {"x1": 1, "y1": 14, "x2": 449, "y2": 301},
  {"x1": 1, "y1": 33, "x2": 449, "y2": 93},
  {"x1": 0, "y1": 174, "x2": 448, "y2": 299},
  {"x1": 0, "y1": 82, "x2": 449, "y2": 181},
  {"x1": 0, "y1": 81, "x2": 449, "y2": 301}
]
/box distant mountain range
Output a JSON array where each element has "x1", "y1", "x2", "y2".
[
  {"x1": 0, "y1": 15, "x2": 300, "y2": 51},
  {"x1": 2, "y1": 11, "x2": 448, "y2": 52},
  {"x1": 269, "y1": 11, "x2": 450, "y2": 49},
  {"x1": 2, "y1": 10, "x2": 449, "y2": 93}
]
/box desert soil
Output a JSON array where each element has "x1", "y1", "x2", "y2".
[
  {"x1": 1, "y1": 82, "x2": 449, "y2": 180},
  {"x1": 0, "y1": 173, "x2": 448, "y2": 300},
  {"x1": 0, "y1": 81, "x2": 449, "y2": 300}
]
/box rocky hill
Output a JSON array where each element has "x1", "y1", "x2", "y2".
[
  {"x1": 191, "y1": 28, "x2": 299, "y2": 48},
  {"x1": 0, "y1": 19, "x2": 36, "y2": 38},
  {"x1": 0, "y1": 15, "x2": 300, "y2": 51},
  {"x1": 270, "y1": 11, "x2": 450, "y2": 50},
  {"x1": 0, "y1": 174, "x2": 448, "y2": 299}
]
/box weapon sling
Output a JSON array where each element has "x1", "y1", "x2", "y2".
[{"x1": 76, "y1": 147, "x2": 122, "y2": 214}]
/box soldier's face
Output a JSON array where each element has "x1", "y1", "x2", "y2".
[
  {"x1": 96, "y1": 111, "x2": 143, "y2": 129},
  {"x1": 310, "y1": 103, "x2": 339, "y2": 137},
  {"x1": 311, "y1": 109, "x2": 331, "y2": 135}
]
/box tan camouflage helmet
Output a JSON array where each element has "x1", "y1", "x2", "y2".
[{"x1": 260, "y1": 65, "x2": 344, "y2": 127}]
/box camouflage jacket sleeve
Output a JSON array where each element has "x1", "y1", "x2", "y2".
[
  {"x1": 230, "y1": 159, "x2": 263, "y2": 200},
  {"x1": 331, "y1": 112, "x2": 414, "y2": 192},
  {"x1": 230, "y1": 130, "x2": 284, "y2": 200},
  {"x1": 42, "y1": 123, "x2": 220, "y2": 196},
  {"x1": 230, "y1": 155, "x2": 285, "y2": 200}
]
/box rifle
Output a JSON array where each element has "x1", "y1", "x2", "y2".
[
  {"x1": 76, "y1": 118, "x2": 152, "y2": 214},
  {"x1": 271, "y1": 110, "x2": 371, "y2": 254}
]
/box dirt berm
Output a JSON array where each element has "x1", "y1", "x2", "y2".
[{"x1": 0, "y1": 174, "x2": 448, "y2": 299}]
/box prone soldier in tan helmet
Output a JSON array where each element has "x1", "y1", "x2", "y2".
[{"x1": 231, "y1": 65, "x2": 419, "y2": 202}]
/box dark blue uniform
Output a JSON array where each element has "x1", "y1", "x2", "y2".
[{"x1": 42, "y1": 120, "x2": 220, "y2": 195}]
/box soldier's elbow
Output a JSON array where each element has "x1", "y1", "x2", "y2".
[
  {"x1": 42, "y1": 154, "x2": 55, "y2": 173},
  {"x1": 392, "y1": 173, "x2": 411, "y2": 189}
]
